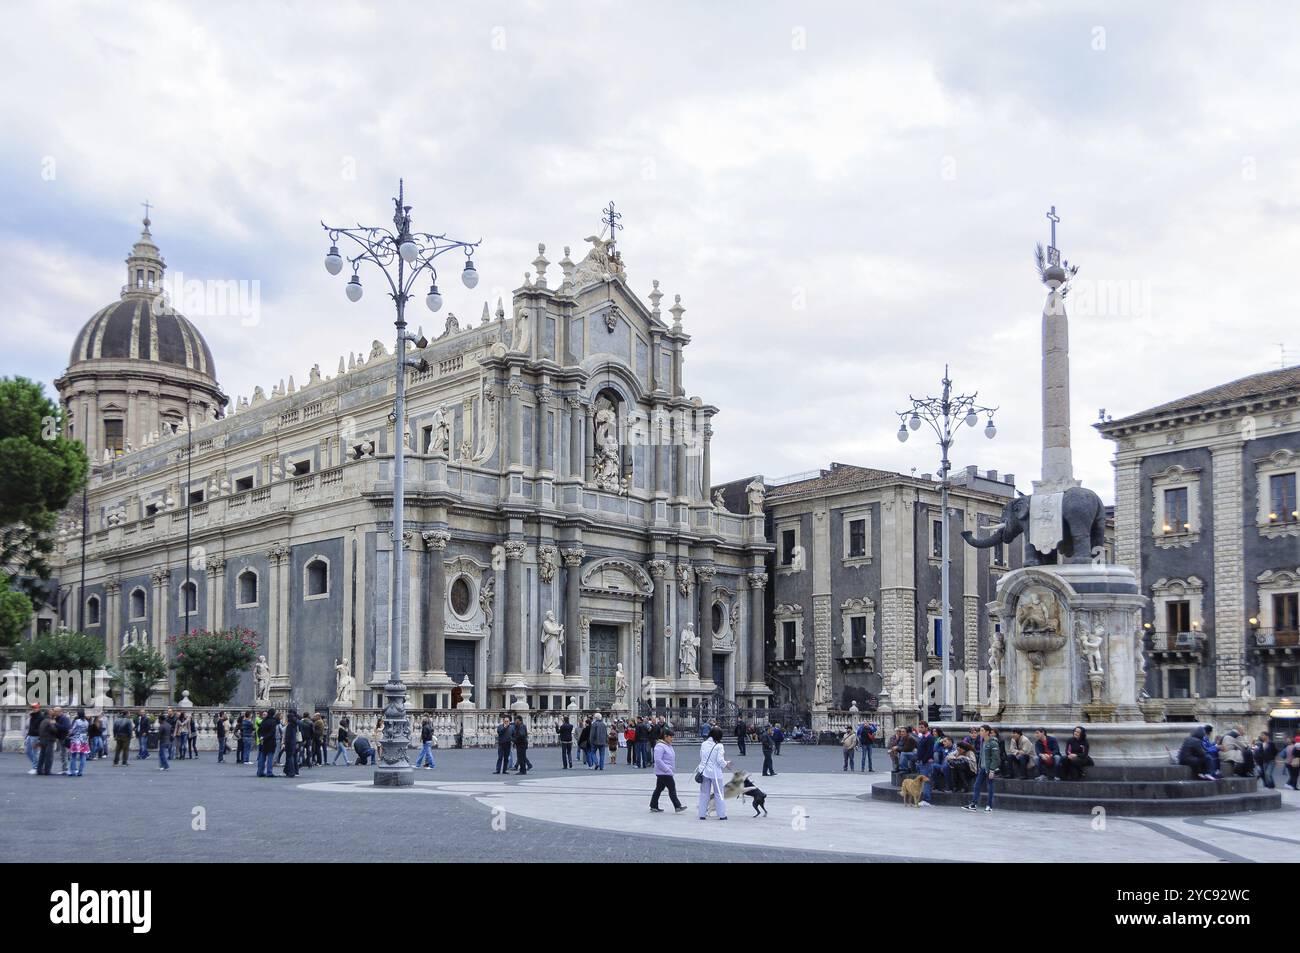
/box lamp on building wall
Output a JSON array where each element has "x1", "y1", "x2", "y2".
[
  {"x1": 895, "y1": 365, "x2": 997, "y2": 721},
  {"x1": 322, "y1": 179, "x2": 480, "y2": 788}
]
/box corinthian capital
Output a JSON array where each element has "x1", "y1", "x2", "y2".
[
  {"x1": 747, "y1": 571, "x2": 768, "y2": 591},
  {"x1": 561, "y1": 548, "x2": 585, "y2": 568},
  {"x1": 422, "y1": 530, "x2": 451, "y2": 551},
  {"x1": 647, "y1": 559, "x2": 670, "y2": 579},
  {"x1": 504, "y1": 539, "x2": 527, "y2": 561}
]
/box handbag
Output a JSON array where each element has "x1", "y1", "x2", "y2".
[{"x1": 695, "y1": 740, "x2": 718, "y2": 784}]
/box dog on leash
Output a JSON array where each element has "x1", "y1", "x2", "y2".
[{"x1": 899, "y1": 774, "x2": 927, "y2": 807}]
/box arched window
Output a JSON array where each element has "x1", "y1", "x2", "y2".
[
  {"x1": 237, "y1": 569, "x2": 258, "y2": 607},
  {"x1": 305, "y1": 557, "x2": 329, "y2": 599},
  {"x1": 129, "y1": 587, "x2": 147, "y2": 621},
  {"x1": 85, "y1": 595, "x2": 101, "y2": 627},
  {"x1": 180, "y1": 580, "x2": 197, "y2": 616}
]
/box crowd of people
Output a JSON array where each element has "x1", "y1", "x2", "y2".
[{"x1": 1175, "y1": 724, "x2": 1297, "y2": 788}]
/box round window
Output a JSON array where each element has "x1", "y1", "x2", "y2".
[
  {"x1": 711, "y1": 602, "x2": 725, "y2": 634},
  {"x1": 450, "y1": 576, "x2": 473, "y2": 616}
]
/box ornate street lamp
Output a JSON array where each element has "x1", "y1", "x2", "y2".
[
  {"x1": 322, "y1": 180, "x2": 479, "y2": 786},
  {"x1": 896, "y1": 365, "x2": 997, "y2": 721}
]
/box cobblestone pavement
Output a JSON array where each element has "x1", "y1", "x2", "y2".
[{"x1": 3, "y1": 745, "x2": 1295, "y2": 862}]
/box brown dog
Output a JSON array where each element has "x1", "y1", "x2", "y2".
[{"x1": 899, "y1": 774, "x2": 927, "y2": 807}]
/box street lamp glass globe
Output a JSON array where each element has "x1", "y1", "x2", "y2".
[
  {"x1": 399, "y1": 240, "x2": 419, "y2": 264},
  {"x1": 896, "y1": 424, "x2": 909, "y2": 443},
  {"x1": 984, "y1": 419, "x2": 996, "y2": 439},
  {"x1": 345, "y1": 275, "x2": 363, "y2": 302},
  {"x1": 324, "y1": 245, "x2": 343, "y2": 275},
  {"x1": 425, "y1": 283, "x2": 443, "y2": 312},
  {"x1": 461, "y1": 258, "x2": 479, "y2": 289},
  {"x1": 908, "y1": 413, "x2": 922, "y2": 431},
  {"x1": 965, "y1": 410, "x2": 978, "y2": 428}
]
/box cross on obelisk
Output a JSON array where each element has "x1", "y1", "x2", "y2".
[
  {"x1": 1046, "y1": 205, "x2": 1060, "y2": 265},
  {"x1": 601, "y1": 200, "x2": 623, "y2": 253}
]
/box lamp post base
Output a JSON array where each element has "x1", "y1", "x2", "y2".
[{"x1": 373, "y1": 764, "x2": 415, "y2": 787}]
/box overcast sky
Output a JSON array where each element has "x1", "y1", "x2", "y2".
[{"x1": 3, "y1": 1, "x2": 1297, "y2": 503}]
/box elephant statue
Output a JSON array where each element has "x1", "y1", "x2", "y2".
[{"x1": 961, "y1": 486, "x2": 1106, "y2": 565}]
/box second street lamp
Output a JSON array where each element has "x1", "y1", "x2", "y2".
[
  {"x1": 322, "y1": 179, "x2": 480, "y2": 787},
  {"x1": 896, "y1": 364, "x2": 997, "y2": 722}
]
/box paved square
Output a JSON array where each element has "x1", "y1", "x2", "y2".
[{"x1": 3, "y1": 744, "x2": 1296, "y2": 862}]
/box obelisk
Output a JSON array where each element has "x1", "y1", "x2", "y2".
[{"x1": 1034, "y1": 206, "x2": 1081, "y2": 494}]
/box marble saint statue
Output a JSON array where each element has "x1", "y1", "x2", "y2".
[
  {"x1": 254, "y1": 655, "x2": 271, "y2": 704},
  {"x1": 541, "y1": 611, "x2": 564, "y2": 674},
  {"x1": 334, "y1": 658, "x2": 355, "y2": 706},
  {"x1": 679, "y1": 623, "x2": 699, "y2": 678},
  {"x1": 614, "y1": 663, "x2": 628, "y2": 706}
]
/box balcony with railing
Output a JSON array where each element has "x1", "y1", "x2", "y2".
[
  {"x1": 1151, "y1": 629, "x2": 1208, "y2": 657},
  {"x1": 1250, "y1": 627, "x2": 1300, "y2": 656}
]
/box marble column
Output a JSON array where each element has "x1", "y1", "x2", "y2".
[
  {"x1": 105, "y1": 580, "x2": 121, "y2": 665},
  {"x1": 504, "y1": 539, "x2": 526, "y2": 673},
  {"x1": 648, "y1": 560, "x2": 669, "y2": 678},
  {"x1": 150, "y1": 569, "x2": 169, "y2": 652},
  {"x1": 206, "y1": 557, "x2": 226, "y2": 630},
  {"x1": 696, "y1": 566, "x2": 715, "y2": 685},
  {"x1": 748, "y1": 572, "x2": 767, "y2": 684},
  {"x1": 701, "y1": 423, "x2": 713, "y2": 499},
  {"x1": 562, "y1": 548, "x2": 585, "y2": 676},
  {"x1": 422, "y1": 530, "x2": 450, "y2": 672}
]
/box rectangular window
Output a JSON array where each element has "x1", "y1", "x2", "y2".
[
  {"x1": 234, "y1": 476, "x2": 254, "y2": 492},
  {"x1": 1275, "y1": 592, "x2": 1299, "y2": 635},
  {"x1": 782, "y1": 620, "x2": 797, "y2": 658},
  {"x1": 1168, "y1": 668, "x2": 1192, "y2": 699},
  {"x1": 931, "y1": 617, "x2": 943, "y2": 657},
  {"x1": 422, "y1": 425, "x2": 433, "y2": 453},
  {"x1": 932, "y1": 520, "x2": 944, "y2": 558},
  {"x1": 781, "y1": 529, "x2": 796, "y2": 566},
  {"x1": 1163, "y1": 487, "x2": 1189, "y2": 533},
  {"x1": 144, "y1": 503, "x2": 159, "y2": 518},
  {"x1": 188, "y1": 489, "x2": 204, "y2": 505},
  {"x1": 850, "y1": 616, "x2": 867, "y2": 657},
  {"x1": 292, "y1": 460, "x2": 311, "y2": 476},
  {"x1": 1166, "y1": 600, "x2": 1191, "y2": 635},
  {"x1": 848, "y1": 518, "x2": 866, "y2": 557},
  {"x1": 993, "y1": 540, "x2": 1007, "y2": 567},
  {"x1": 104, "y1": 420, "x2": 125, "y2": 455},
  {"x1": 1270, "y1": 473, "x2": 1298, "y2": 523}
]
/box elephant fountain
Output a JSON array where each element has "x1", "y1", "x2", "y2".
[{"x1": 961, "y1": 485, "x2": 1106, "y2": 565}]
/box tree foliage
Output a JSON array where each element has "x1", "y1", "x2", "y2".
[
  {"x1": 168, "y1": 626, "x2": 259, "y2": 706},
  {"x1": 14, "y1": 628, "x2": 106, "y2": 672},
  {"x1": 0, "y1": 578, "x2": 33, "y2": 664},
  {"x1": 0, "y1": 378, "x2": 88, "y2": 602}
]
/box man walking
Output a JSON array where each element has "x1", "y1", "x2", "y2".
[
  {"x1": 590, "y1": 712, "x2": 607, "y2": 770},
  {"x1": 112, "y1": 711, "x2": 134, "y2": 766},
  {"x1": 963, "y1": 724, "x2": 1000, "y2": 813},
  {"x1": 650, "y1": 727, "x2": 686, "y2": 812},
  {"x1": 735, "y1": 718, "x2": 747, "y2": 756},
  {"x1": 513, "y1": 715, "x2": 529, "y2": 775},
  {"x1": 494, "y1": 715, "x2": 513, "y2": 774},
  {"x1": 415, "y1": 718, "x2": 437, "y2": 769},
  {"x1": 558, "y1": 716, "x2": 574, "y2": 769},
  {"x1": 156, "y1": 712, "x2": 173, "y2": 771},
  {"x1": 760, "y1": 724, "x2": 777, "y2": 777},
  {"x1": 135, "y1": 709, "x2": 152, "y2": 760}
]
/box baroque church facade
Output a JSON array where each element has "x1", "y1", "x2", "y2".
[{"x1": 49, "y1": 218, "x2": 772, "y2": 713}]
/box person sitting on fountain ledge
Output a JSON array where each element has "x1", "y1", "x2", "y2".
[
  {"x1": 1005, "y1": 728, "x2": 1035, "y2": 779},
  {"x1": 1060, "y1": 726, "x2": 1093, "y2": 781},
  {"x1": 1033, "y1": 728, "x2": 1061, "y2": 781},
  {"x1": 1176, "y1": 726, "x2": 1216, "y2": 781}
]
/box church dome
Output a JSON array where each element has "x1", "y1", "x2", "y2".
[
  {"x1": 67, "y1": 216, "x2": 218, "y2": 380},
  {"x1": 69, "y1": 298, "x2": 217, "y2": 377}
]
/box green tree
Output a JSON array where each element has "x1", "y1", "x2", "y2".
[
  {"x1": 168, "y1": 626, "x2": 259, "y2": 706},
  {"x1": 14, "y1": 628, "x2": 106, "y2": 671},
  {"x1": 117, "y1": 644, "x2": 169, "y2": 705},
  {"x1": 0, "y1": 377, "x2": 89, "y2": 604},
  {"x1": 0, "y1": 577, "x2": 33, "y2": 664}
]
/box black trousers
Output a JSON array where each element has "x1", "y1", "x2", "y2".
[
  {"x1": 561, "y1": 742, "x2": 573, "y2": 768},
  {"x1": 37, "y1": 743, "x2": 54, "y2": 775},
  {"x1": 762, "y1": 751, "x2": 775, "y2": 775},
  {"x1": 515, "y1": 742, "x2": 529, "y2": 773},
  {"x1": 651, "y1": 775, "x2": 682, "y2": 809},
  {"x1": 736, "y1": 736, "x2": 746, "y2": 755},
  {"x1": 284, "y1": 745, "x2": 298, "y2": 776}
]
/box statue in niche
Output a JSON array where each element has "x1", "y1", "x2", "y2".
[
  {"x1": 254, "y1": 655, "x2": 271, "y2": 704},
  {"x1": 678, "y1": 623, "x2": 699, "y2": 678},
  {"x1": 1016, "y1": 591, "x2": 1058, "y2": 637},
  {"x1": 334, "y1": 658, "x2": 355, "y2": 706},
  {"x1": 430, "y1": 404, "x2": 450, "y2": 454},
  {"x1": 541, "y1": 611, "x2": 564, "y2": 674},
  {"x1": 593, "y1": 397, "x2": 622, "y2": 492},
  {"x1": 814, "y1": 671, "x2": 831, "y2": 707}
]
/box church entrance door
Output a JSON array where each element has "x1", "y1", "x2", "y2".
[{"x1": 590, "y1": 624, "x2": 619, "y2": 709}]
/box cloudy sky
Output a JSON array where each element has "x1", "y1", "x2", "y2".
[{"x1": 3, "y1": 1, "x2": 1297, "y2": 502}]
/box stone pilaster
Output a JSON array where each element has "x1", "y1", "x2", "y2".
[
  {"x1": 1210, "y1": 443, "x2": 1245, "y2": 697},
  {"x1": 104, "y1": 579, "x2": 121, "y2": 664},
  {"x1": 648, "y1": 559, "x2": 669, "y2": 678},
  {"x1": 422, "y1": 530, "x2": 450, "y2": 672},
  {"x1": 205, "y1": 556, "x2": 226, "y2": 630},
  {"x1": 1113, "y1": 459, "x2": 1142, "y2": 577},
  {"x1": 696, "y1": 565, "x2": 716, "y2": 684}
]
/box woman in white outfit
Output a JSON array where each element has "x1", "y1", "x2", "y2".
[{"x1": 697, "y1": 726, "x2": 732, "y2": 820}]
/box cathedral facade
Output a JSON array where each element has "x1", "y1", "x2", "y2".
[{"x1": 50, "y1": 220, "x2": 771, "y2": 713}]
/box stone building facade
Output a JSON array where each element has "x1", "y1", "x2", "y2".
[
  {"x1": 715, "y1": 462, "x2": 1024, "y2": 726},
  {"x1": 46, "y1": 223, "x2": 770, "y2": 713},
  {"x1": 1097, "y1": 365, "x2": 1300, "y2": 734}
]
